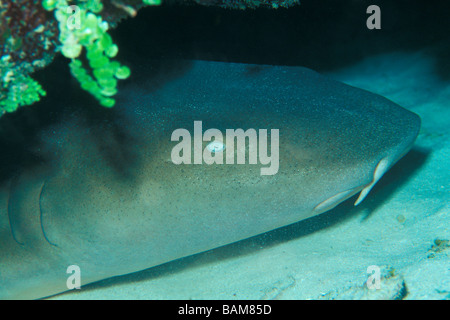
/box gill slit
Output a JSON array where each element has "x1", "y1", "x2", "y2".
[
  {"x1": 39, "y1": 180, "x2": 58, "y2": 247},
  {"x1": 7, "y1": 176, "x2": 24, "y2": 245}
]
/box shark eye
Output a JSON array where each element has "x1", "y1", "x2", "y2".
[{"x1": 206, "y1": 141, "x2": 225, "y2": 153}]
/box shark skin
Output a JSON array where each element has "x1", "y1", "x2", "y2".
[{"x1": 0, "y1": 60, "x2": 420, "y2": 299}]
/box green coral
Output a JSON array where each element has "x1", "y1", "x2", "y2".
[
  {"x1": 0, "y1": 56, "x2": 46, "y2": 114},
  {"x1": 143, "y1": 0, "x2": 162, "y2": 5},
  {"x1": 0, "y1": 0, "x2": 160, "y2": 115},
  {"x1": 0, "y1": 1, "x2": 55, "y2": 115},
  {"x1": 43, "y1": 0, "x2": 133, "y2": 107}
]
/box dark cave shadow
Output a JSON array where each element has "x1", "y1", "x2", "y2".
[
  {"x1": 113, "y1": 0, "x2": 450, "y2": 82},
  {"x1": 65, "y1": 147, "x2": 429, "y2": 297},
  {"x1": 0, "y1": 57, "x2": 194, "y2": 187}
]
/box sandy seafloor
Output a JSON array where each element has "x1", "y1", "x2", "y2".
[{"x1": 51, "y1": 48, "x2": 449, "y2": 300}]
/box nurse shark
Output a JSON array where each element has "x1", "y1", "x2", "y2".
[{"x1": 0, "y1": 60, "x2": 420, "y2": 299}]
